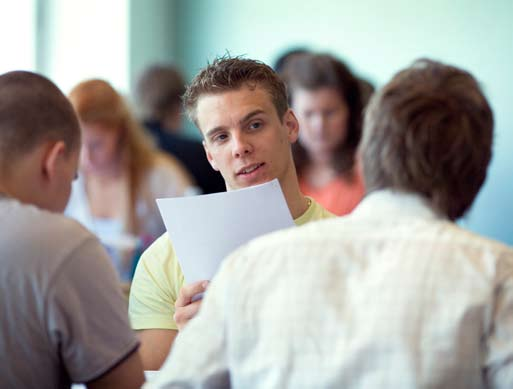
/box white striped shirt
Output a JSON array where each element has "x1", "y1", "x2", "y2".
[{"x1": 150, "y1": 190, "x2": 513, "y2": 389}]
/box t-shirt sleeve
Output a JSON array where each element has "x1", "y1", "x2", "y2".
[
  {"x1": 44, "y1": 237, "x2": 139, "y2": 383},
  {"x1": 129, "y1": 233, "x2": 184, "y2": 330}
]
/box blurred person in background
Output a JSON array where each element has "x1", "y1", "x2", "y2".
[
  {"x1": 135, "y1": 64, "x2": 225, "y2": 194},
  {"x1": 272, "y1": 46, "x2": 310, "y2": 74},
  {"x1": 283, "y1": 53, "x2": 367, "y2": 215},
  {"x1": 66, "y1": 79, "x2": 196, "y2": 282}
]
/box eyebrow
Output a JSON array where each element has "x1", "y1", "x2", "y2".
[
  {"x1": 204, "y1": 109, "x2": 266, "y2": 139},
  {"x1": 239, "y1": 109, "x2": 265, "y2": 126}
]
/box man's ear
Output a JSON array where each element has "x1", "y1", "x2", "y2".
[
  {"x1": 42, "y1": 141, "x2": 67, "y2": 182},
  {"x1": 202, "y1": 140, "x2": 218, "y2": 171},
  {"x1": 283, "y1": 109, "x2": 299, "y2": 143}
]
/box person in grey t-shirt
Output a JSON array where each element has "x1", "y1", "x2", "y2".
[{"x1": 0, "y1": 71, "x2": 144, "y2": 388}]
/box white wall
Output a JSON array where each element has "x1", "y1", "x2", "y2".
[
  {"x1": 39, "y1": 0, "x2": 129, "y2": 94},
  {"x1": 0, "y1": 0, "x2": 36, "y2": 74}
]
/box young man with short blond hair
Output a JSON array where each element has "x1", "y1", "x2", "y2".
[{"x1": 129, "y1": 57, "x2": 334, "y2": 370}]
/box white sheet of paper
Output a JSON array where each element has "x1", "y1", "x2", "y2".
[{"x1": 156, "y1": 179, "x2": 294, "y2": 283}]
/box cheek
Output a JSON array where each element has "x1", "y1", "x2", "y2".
[
  {"x1": 328, "y1": 114, "x2": 349, "y2": 139},
  {"x1": 207, "y1": 149, "x2": 224, "y2": 171}
]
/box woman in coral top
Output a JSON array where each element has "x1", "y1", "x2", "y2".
[{"x1": 283, "y1": 53, "x2": 369, "y2": 216}]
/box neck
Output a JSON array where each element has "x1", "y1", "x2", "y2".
[
  {"x1": 309, "y1": 149, "x2": 334, "y2": 167},
  {"x1": 279, "y1": 164, "x2": 310, "y2": 220},
  {"x1": 303, "y1": 161, "x2": 339, "y2": 188},
  {"x1": 0, "y1": 171, "x2": 25, "y2": 201}
]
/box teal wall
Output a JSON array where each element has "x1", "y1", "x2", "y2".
[
  {"x1": 129, "y1": 0, "x2": 178, "y2": 91},
  {"x1": 172, "y1": 0, "x2": 513, "y2": 245}
]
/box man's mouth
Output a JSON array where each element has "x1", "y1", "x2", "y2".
[{"x1": 237, "y1": 163, "x2": 265, "y2": 175}]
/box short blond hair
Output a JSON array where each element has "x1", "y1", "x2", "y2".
[{"x1": 184, "y1": 56, "x2": 289, "y2": 128}]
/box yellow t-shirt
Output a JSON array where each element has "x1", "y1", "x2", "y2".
[{"x1": 128, "y1": 197, "x2": 334, "y2": 330}]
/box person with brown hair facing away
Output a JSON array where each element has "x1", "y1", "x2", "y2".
[
  {"x1": 129, "y1": 56, "x2": 334, "y2": 370},
  {"x1": 283, "y1": 53, "x2": 366, "y2": 215},
  {"x1": 66, "y1": 79, "x2": 196, "y2": 281},
  {"x1": 148, "y1": 59, "x2": 513, "y2": 388},
  {"x1": 0, "y1": 71, "x2": 144, "y2": 388}
]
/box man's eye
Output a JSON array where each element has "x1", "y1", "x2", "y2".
[
  {"x1": 249, "y1": 121, "x2": 262, "y2": 130},
  {"x1": 213, "y1": 133, "x2": 228, "y2": 143}
]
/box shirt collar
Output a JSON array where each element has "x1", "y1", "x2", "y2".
[{"x1": 352, "y1": 189, "x2": 446, "y2": 221}]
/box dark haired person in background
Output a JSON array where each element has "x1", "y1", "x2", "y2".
[
  {"x1": 283, "y1": 53, "x2": 367, "y2": 215},
  {"x1": 135, "y1": 64, "x2": 225, "y2": 194},
  {"x1": 272, "y1": 46, "x2": 310, "y2": 74}
]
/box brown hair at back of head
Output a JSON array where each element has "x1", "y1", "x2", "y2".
[{"x1": 360, "y1": 59, "x2": 493, "y2": 220}]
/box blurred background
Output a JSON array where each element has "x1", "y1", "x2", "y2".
[{"x1": 1, "y1": 0, "x2": 512, "y2": 245}]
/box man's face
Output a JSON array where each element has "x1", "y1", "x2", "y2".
[
  {"x1": 80, "y1": 122, "x2": 121, "y2": 175},
  {"x1": 292, "y1": 87, "x2": 349, "y2": 157},
  {"x1": 197, "y1": 85, "x2": 298, "y2": 191}
]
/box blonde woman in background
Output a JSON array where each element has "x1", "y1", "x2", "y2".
[{"x1": 66, "y1": 79, "x2": 196, "y2": 281}]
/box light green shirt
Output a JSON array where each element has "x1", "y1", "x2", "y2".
[{"x1": 128, "y1": 197, "x2": 334, "y2": 330}]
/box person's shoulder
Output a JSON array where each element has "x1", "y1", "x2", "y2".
[
  {"x1": 151, "y1": 151, "x2": 183, "y2": 172},
  {"x1": 147, "y1": 152, "x2": 195, "y2": 190},
  {"x1": 447, "y1": 222, "x2": 513, "y2": 255},
  {"x1": 313, "y1": 200, "x2": 337, "y2": 220},
  {"x1": 0, "y1": 199, "x2": 101, "y2": 278},
  {"x1": 131, "y1": 232, "x2": 184, "y2": 305},
  {"x1": 294, "y1": 197, "x2": 336, "y2": 226},
  {"x1": 5, "y1": 198, "x2": 92, "y2": 240},
  {"x1": 139, "y1": 232, "x2": 178, "y2": 267}
]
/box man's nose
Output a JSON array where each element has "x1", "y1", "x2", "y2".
[{"x1": 231, "y1": 133, "x2": 253, "y2": 158}]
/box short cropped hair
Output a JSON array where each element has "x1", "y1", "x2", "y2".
[
  {"x1": 360, "y1": 59, "x2": 493, "y2": 220},
  {"x1": 183, "y1": 56, "x2": 288, "y2": 127},
  {"x1": 134, "y1": 64, "x2": 186, "y2": 122},
  {"x1": 0, "y1": 71, "x2": 80, "y2": 173},
  {"x1": 283, "y1": 53, "x2": 364, "y2": 177}
]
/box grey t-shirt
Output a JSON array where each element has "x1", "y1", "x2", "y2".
[{"x1": 0, "y1": 197, "x2": 139, "y2": 388}]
